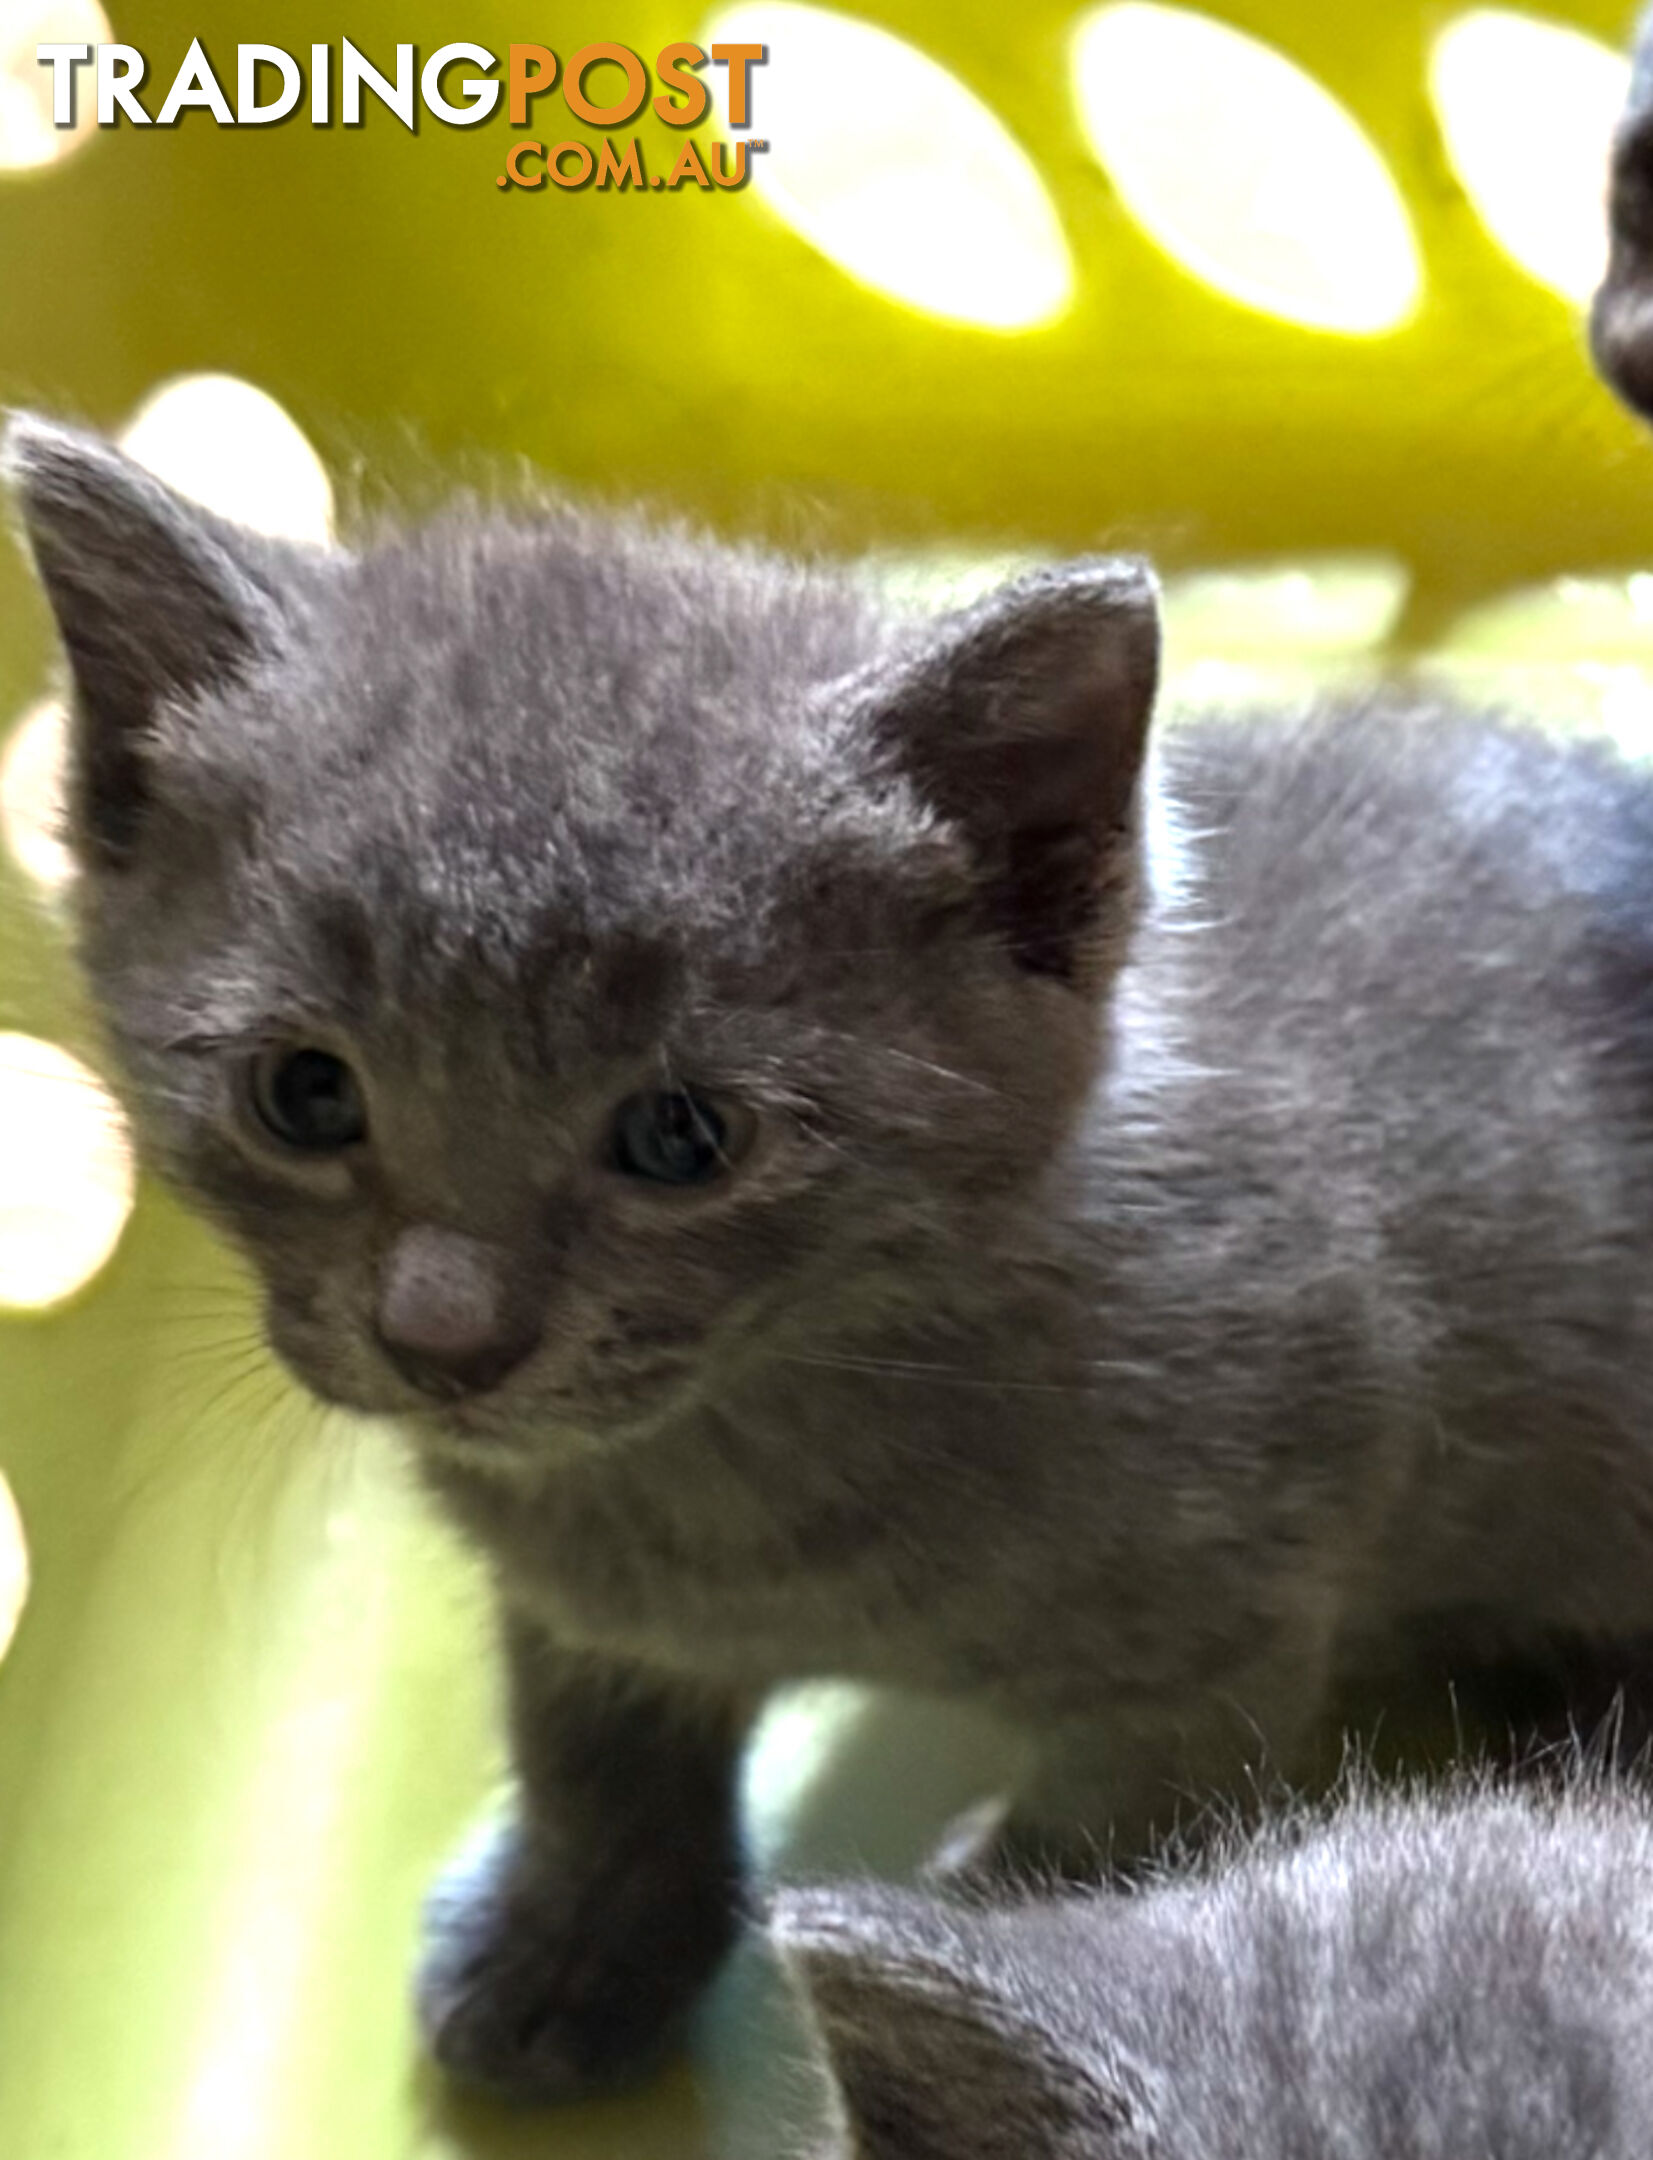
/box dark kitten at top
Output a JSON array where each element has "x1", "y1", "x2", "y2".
[
  {"x1": 776, "y1": 1775, "x2": 1653, "y2": 2160},
  {"x1": 1594, "y1": 0, "x2": 1653, "y2": 421},
  {"x1": 12, "y1": 417, "x2": 1653, "y2": 2103}
]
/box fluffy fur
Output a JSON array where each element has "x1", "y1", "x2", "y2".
[
  {"x1": 11, "y1": 418, "x2": 1653, "y2": 2098},
  {"x1": 776, "y1": 1774, "x2": 1653, "y2": 2159}
]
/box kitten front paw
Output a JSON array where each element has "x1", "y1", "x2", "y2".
[{"x1": 415, "y1": 1815, "x2": 737, "y2": 2104}]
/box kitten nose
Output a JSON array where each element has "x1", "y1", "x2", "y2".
[{"x1": 375, "y1": 1225, "x2": 541, "y2": 1399}]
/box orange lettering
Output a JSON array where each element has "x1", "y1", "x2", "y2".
[
  {"x1": 564, "y1": 42, "x2": 647, "y2": 126},
  {"x1": 507, "y1": 44, "x2": 556, "y2": 126},
  {"x1": 711, "y1": 42, "x2": 763, "y2": 125},
  {"x1": 654, "y1": 41, "x2": 708, "y2": 127},
  {"x1": 665, "y1": 136, "x2": 711, "y2": 189},
  {"x1": 549, "y1": 138, "x2": 595, "y2": 187}
]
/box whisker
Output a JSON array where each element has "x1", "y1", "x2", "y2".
[
  {"x1": 796, "y1": 1023, "x2": 1004, "y2": 1099},
  {"x1": 777, "y1": 1349, "x2": 1120, "y2": 1398}
]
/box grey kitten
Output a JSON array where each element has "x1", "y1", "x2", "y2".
[
  {"x1": 11, "y1": 417, "x2": 1653, "y2": 2104},
  {"x1": 776, "y1": 1775, "x2": 1653, "y2": 2159}
]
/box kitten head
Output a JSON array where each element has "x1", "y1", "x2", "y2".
[{"x1": 4, "y1": 416, "x2": 1159, "y2": 1467}]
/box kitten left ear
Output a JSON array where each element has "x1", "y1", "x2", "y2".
[
  {"x1": 3, "y1": 413, "x2": 298, "y2": 868},
  {"x1": 773, "y1": 1884, "x2": 1124, "y2": 2159},
  {"x1": 867, "y1": 561, "x2": 1160, "y2": 983}
]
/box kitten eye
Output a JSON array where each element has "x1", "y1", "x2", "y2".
[
  {"x1": 249, "y1": 1047, "x2": 368, "y2": 1151},
  {"x1": 610, "y1": 1089, "x2": 740, "y2": 1186}
]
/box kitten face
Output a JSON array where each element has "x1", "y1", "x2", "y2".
[{"x1": 5, "y1": 418, "x2": 1158, "y2": 1467}]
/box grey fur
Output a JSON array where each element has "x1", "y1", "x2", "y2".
[
  {"x1": 776, "y1": 1776, "x2": 1653, "y2": 2159},
  {"x1": 11, "y1": 415, "x2": 1653, "y2": 2097}
]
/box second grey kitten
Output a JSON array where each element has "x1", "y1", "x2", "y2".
[
  {"x1": 777, "y1": 1774, "x2": 1653, "y2": 2159},
  {"x1": 10, "y1": 420, "x2": 1653, "y2": 2099}
]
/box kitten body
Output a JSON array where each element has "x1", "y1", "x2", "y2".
[
  {"x1": 425, "y1": 699, "x2": 1653, "y2": 1721},
  {"x1": 777, "y1": 1776, "x2": 1653, "y2": 2159},
  {"x1": 11, "y1": 424, "x2": 1653, "y2": 2092}
]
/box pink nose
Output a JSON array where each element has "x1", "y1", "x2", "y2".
[{"x1": 375, "y1": 1226, "x2": 541, "y2": 1399}]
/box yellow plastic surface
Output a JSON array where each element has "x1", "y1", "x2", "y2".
[{"x1": 4, "y1": 2, "x2": 1653, "y2": 2153}]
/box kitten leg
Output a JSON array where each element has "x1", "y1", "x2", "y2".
[{"x1": 416, "y1": 1609, "x2": 753, "y2": 2102}]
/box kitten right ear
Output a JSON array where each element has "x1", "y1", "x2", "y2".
[
  {"x1": 3, "y1": 413, "x2": 292, "y2": 868},
  {"x1": 773, "y1": 1884, "x2": 1137, "y2": 2159},
  {"x1": 863, "y1": 561, "x2": 1160, "y2": 985}
]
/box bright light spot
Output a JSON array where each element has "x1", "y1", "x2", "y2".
[
  {"x1": 1429, "y1": 575, "x2": 1653, "y2": 753},
  {"x1": 0, "y1": 1471, "x2": 26, "y2": 1662},
  {"x1": 1429, "y1": 655, "x2": 1653, "y2": 751},
  {"x1": 1588, "y1": 663, "x2": 1653, "y2": 745},
  {"x1": 865, "y1": 546, "x2": 1047, "y2": 614},
  {"x1": 1158, "y1": 562, "x2": 1411, "y2": 719},
  {"x1": 745, "y1": 1682, "x2": 871, "y2": 1859},
  {"x1": 0, "y1": 1033, "x2": 134, "y2": 1309},
  {"x1": 1, "y1": 699, "x2": 72, "y2": 891},
  {"x1": 0, "y1": 1, "x2": 108, "y2": 170},
  {"x1": 1442, "y1": 575, "x2": 1653, "y2": 659},
  {"x1": 1430, "y1": 11, "x2": 1628, "y2": 303},
  {"x1": 1165, "y1": 557, "x2": 1410, "y2": 656},
  {"x1": 703, "y1": 4, "x2": 1073, "y2": 330},
  {"x1": 1071, "y1": 4, "x2": 1421, "y2": 333},
  {"x1": 121, "y1": 375, "x2": 334, "y2": 543}
]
